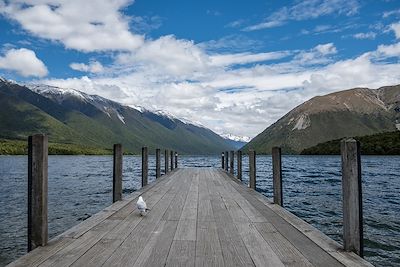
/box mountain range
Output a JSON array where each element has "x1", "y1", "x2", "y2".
[
  {"x1": 0, "y1": 77, "x2": 239, "y2": 154},
  {"x1": 243, "y1": 84, "x2": 400, "y2": 154}
]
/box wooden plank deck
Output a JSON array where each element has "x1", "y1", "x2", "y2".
[{"x1": 7, "y1": 168, "x2": 373, "y2": 267}]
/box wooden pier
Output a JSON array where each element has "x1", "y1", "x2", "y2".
[{"x1": 8, "y1": 167, "x2": 372, "y2": 266}]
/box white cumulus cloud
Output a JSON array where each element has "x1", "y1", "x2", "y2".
[
  {"x1": 353, "y1": 32, "x2": 377, "y2": 40},
  {"x1": 391, "y1": 22, "x2": 400, "y2": 39},
  {"x1": 244, "y1": 0, "x2": 360, "y2": 31},
  {"x1": 210, "y1": 51, "x2": 290, "y2": 67},
  {"x1": 38, "y1": 40, "x2": 400, "y2": 138},
  {"x1": 0, "y1": 48, "x2": 48, "y2": 77},
  {"x1": 2, "y1": 1, "x2": 400, "y2": 138},
  {"x1": 70, "y1": 61, "x2": 104, "y2": 73},
  {"x1": 0, "y1": 0, "x2": 144, "y2": 52}
]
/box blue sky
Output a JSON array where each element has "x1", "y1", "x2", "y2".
[{"x1": 1, "y1": 0, "x2": 400, "y2": 138}]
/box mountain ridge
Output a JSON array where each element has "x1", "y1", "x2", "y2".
[
  {"x1": 243, "y1": 84, "x2": 400, "y2": 154},
  {"x1": 0, "y1": 77, "x2": 235, "y2": 154}
]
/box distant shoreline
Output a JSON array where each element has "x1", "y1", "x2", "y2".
[{"x1": 0, "y1": 138, "x2": 116, "y2": 155}]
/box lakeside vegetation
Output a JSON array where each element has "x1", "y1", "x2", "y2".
[
  {"x1": 0, "y1": 139, "x2": 114, "y2": 155},
  {"x1": 301, "y1": 131, "x2": 400, "y2": 155}
]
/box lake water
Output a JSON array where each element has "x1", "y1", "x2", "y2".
[{"x1": 0, "y1": 155, "x2": 399, "y2": 266}]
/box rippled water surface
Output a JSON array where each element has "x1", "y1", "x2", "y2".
[{"x1": 0, "y1": 155, "x2": 399, "y2": 266}]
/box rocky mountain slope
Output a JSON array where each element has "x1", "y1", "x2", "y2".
[
  {"x1": 0, "y1": 78, "x2": 234, "y2": 154},
  {"x1": 243, "y1": 85, "x2": 400, "y2": 154}
]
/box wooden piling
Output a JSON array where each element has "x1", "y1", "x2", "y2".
[
  {"x1": 249, "y1": 149, "x2": 256, "y2": 189},
  {"x1": 170, "y1": 150, "x2": 174, "y2": 171},
  {"x1": 156, "y1": 148, "x2": 161, "y2": 178},
  {"x1": 221, "y1": 152, "x2": 225, "y2": 169},
  {"x1": 341, "y1": 139, "x2": 363, "y2": 257},
  {"x1": 237, "y1": 150, "x2": 242, "y2": 180},
  {"x1": 28, "y1": 134, "x2": 48, "y2": 251},
  {"x1": 224, "y1": 151, "x2": 229, "y2": 171},
  {"x1": 174, "y1": 152, "x2": 178, "y2": 168},
  {"x1": 272, "y1": 147, "x2": 283, "y2": 206},
  {"x1": 142, "y1": 147, "x2": 148, "y2": 187},
  {"x1": 229, "y1": 150, "x2": 234, "y2": 175},
  {"x1": 112, "y1": 144, "x2": 123, "y2": 203},
  {"x1": 165, "y1": 149, "x2": 169, "y2": 174}
]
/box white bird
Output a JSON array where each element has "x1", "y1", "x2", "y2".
[{"x1": 137, "y1": 196, "x2": 149, "y2": 216}]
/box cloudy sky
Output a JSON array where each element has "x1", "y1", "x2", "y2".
[{"x1": 1, "y1": 0, "x2": 400, "y2": 138}]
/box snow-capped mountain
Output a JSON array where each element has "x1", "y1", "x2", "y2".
[
  {"x1": 220, "y1": 133, "x2": 250, "y2": 150},
  {"x1": 1, "y1": 77, "x2": 236, "y2": 154},
  {"x1": 26, "y1": 84, "x2": 208, "y2": 129},
  {"x1": 220, "y1": 133, "x2": 251, "y2": 143}
]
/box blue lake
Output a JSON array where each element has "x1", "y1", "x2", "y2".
[{"x1": 0, "y1": 155, "x2": 399, "y2": 266}]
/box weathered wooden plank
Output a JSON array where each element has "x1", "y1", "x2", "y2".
[
  {"x1": 266, "y1": 205, "x2": 373, "y2": 267},
  {"x1": 221, "y1": 198, "x2": 250, "y2": 223},
  {"x1": 197, "y1": 171, "x2": 214, "y2": 223},
  {"x1": 174, "y1": 219, "x2": 197, "y2": 241},
  {"x1": 165, "y1": 240, "x2": 195, "y2": 267},
  {"x1": 165, "y1": 149, "x2": 169, "y2": 174},
  {"x1": 102, "y1": 193, "x2": 176, "y2": 266},
  {"x1": 70, "y1": 238, "x2": 122, "y2": 267},
  {"x1": 142, "y1": 146, "x2": 148, "y2": 187},
  {"x1": 60, "y1": 210, "x2": 115, "y2": 239},
  {"x1": 220, "y1": 168, "x2": 369, "y2": 266},
  {"x1": 61, "y1": 175, "x2": 174, "y2": 241},
  {"x1": 235, "y1": 222, "x2": 284, "y2": 267},
  {"x1": 6, "y1": 237, "x2": 73, "y2": 267},
  {"x1": 162, "y1": 170, "x2": 191, "y2": 221},
  {"x1": 180, "y1": 171, "x2": 199, "y2": 220},
  {"x1": 249, "y1": 149, "x2": 256, "y2": 189},
  {"x1": 102, "y1": 171, "x2": 186, "y2": 266},
  {"x1": 229, "y1": 150, "x2": 234, "y2": 175},
  {"x1": 105, "y1": 175, "x2": 178, "y2": 241},
  {"x1": 220, "y1": 171, "x2": 345, "y2": 267},
  {"x1": 341, "y1": 138, "x2": 363, "y2": 256},
  {"x1": 237, "y1": 150, "x2": 242, "y2": 180},
  {"x1": 207, "y1": 173, "x2": 255, "y2": 267},
  {"x1": 196, "y1": 220, "x2": 224, "y2": 267},
  {"x1": 218, "y1": 172, "x2": 265, "y2": 223},
  {"x1": 113, "y1": 144, "x2": 123, "y2": 202},
  {"x1": 156, "y1": 148, "x2": 161, "y2": 178},
  {"x1": 38, "y1": 219, "x2": 120, "y2": 267},
  {"x1": 74, "y1": 174, "x2": 182, "y2": 267},
  {"x1": 10, "y1": 168, "x2": 373, "y2": 267},
  {"x1": 224, "y1": 151, "x2": 229, "y2": 171},
  {"x1": 133, "y1": 220, "x2": 178, "y2": 267},
  {"x1": 254, "y1": 222, "x2": 313, "y2": 267},
  {"x1": 272, "y1": 146, "x2": 283, "y2": 206},
  {"x1": 174, "y1": 171, "x2": 198, "y2": 241},
  {"x1": 170, "y1": 150, "x2": 174, "y2": 170},
  {"x1": 107, "y1": 175, "x2": 173, "y2": 221},
  {"x1": 28, "y1": 134, "x2": 48, "y2": 251}
]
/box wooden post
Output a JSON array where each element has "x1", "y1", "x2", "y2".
[
  {"x1": 229, "y1": 150, "x2": 234, "y2": 175},
  {"x1": 175, "y1": 152, "x2": 178, "y2": 168},
  {"x1": 237, "y1": 150, "x2": 242, "y2": 180},
  {"x1": 113, "y1": 144, "x2": 123, "y2": 203},
  {"x1": 249, "y1": 149, "x2": 256, "y2": 189},
  {"x1": 170, "y1": 150, "x2": 174, "y2": 171},
  {"x1": 272, "y1": 147, "x2": 283, "y2": 206},
  {"x1": 28, "y1": 134, "x2": 48, "y2": 251},
  {"x1": 224, "y1": 151, "x2": 229, "y2": 171},
  {"x1": 341, "y1": 139, "x2": 363, "y2": 257},
  {"x1": 165, "y1": 149, "x2": 169, "y2": 174},
  {"x1": 221, "y1": 152, "x2": 225, "y2": 169},
  {"x1": 142, "y1": 147, "x2": 148, "y2": 187},
  {"x1": 156, "y1": 148, "x2": 161, "y2": 178}
]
